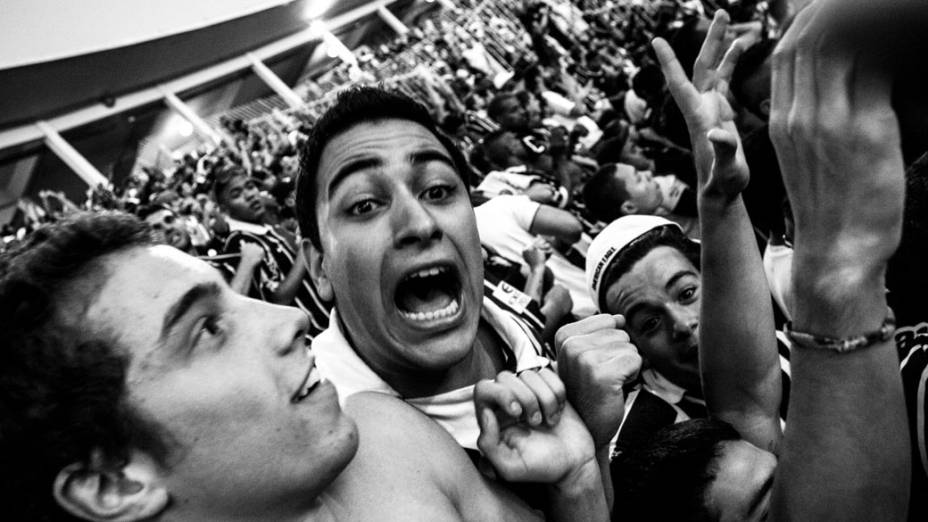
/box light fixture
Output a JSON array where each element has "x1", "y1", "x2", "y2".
[
  {"x1": 304, "y1": 0, "x2": 337, "y2": 20},
  {"x1": 308, "y1": 19, "x2": 329, "y2": 38}
]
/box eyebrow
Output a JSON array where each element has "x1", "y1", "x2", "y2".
[
  {"x1": 623, "y1": 301, "x2": 650, "y2": 328},
  {"x1": 159, "y1": 282, "x2": 222, "y2": 342},
  {"x1": 326, "y1": 149, "x2": 456, "y2": 199},
  {"x1": 620, "y1": 270, "x2": 698, "y2": 325},
  {"x1": 665, "y1": 270, "x2": 698, "y2": 291},
  {"x1": 409, "y1": 149, "x2": 456, "y2": 171},
  {"x1": 327, "y1": 157, "x2": 382, "y2": 199}
]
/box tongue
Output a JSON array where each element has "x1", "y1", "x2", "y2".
[{"x1": 398, "y1": 279, "x2": 454, "y2": 314}]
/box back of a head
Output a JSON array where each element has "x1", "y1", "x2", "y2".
[
  {"x1": 478, "y1": 129, "x2": 521, "y2": 171},
  {"x1": 583, "y1": 163, "x2": 631, "y2": 224},
  {"x1": 0, "y1": 212, "x2": 168, "y2": 521},
  {"x1": 612, "y1": 419, "x2": 740, "y2": 522},
  {"x1": 296, "y1": 87, "x2": 472, "y2": 250},
  {"x1": 631, "y1": 63, "x2": 664, "y2": 101},
  {"x1": 730, "y1": 39, "x2": 776, "y2": 118}
]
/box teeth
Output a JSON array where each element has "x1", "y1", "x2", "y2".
[
  {"x1": 405, "y1": 266, "x2": 447, "y2": 280},
  {"x1": 399, "y1": 298, "x2": 459, "y2": 322}
]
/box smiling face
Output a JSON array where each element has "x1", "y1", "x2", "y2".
[
  {"x1": 307, "y1": 119, "x2": 484, "y2": 395},
  {"x1": 85, "y1": 245, "x2": 356, "y2": 518},
  {"x1": 604, "y1": 245, "x2": 701, "y2": 392}
]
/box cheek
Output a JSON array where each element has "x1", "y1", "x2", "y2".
[{"x1": 134, "y1": 372, "x2": 275, "y2": 451}]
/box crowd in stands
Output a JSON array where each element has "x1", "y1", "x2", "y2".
[{"x1": 2, "y1": 0, "x2": 927, "y2": 520}]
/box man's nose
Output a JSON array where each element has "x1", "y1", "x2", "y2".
[
  {"x1": 266, "y1": 303, "x2": 310, "y2": 357},
  {"x1": 392, "y1": 193, "x2": 441, "y2": 248},
  {"x1": 668, "y1": 304, "x2": 697, "y2": 339}
]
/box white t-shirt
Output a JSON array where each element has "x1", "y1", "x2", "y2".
[
  {"x1": 313, "y1": 299, "x2": 550, "y2": 450},
  {"x1": 474, "y1": 195, "x2": 596, "y2": 317},
  {"x1": 763, "y1": 242, "x2": 794, "y2": 320}
]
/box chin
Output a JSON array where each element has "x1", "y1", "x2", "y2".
[{"x1": 419, "y1": 335, "x2": 477, "y2": 370}]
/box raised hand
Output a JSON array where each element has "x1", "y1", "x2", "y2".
[
  {"x1": 652, "y1": 9, "x2": 749, "y2": 203},
  {"x1": 475, "y1": 368, "x2": 595, "y2": 484},
  {"x1": 766, "y1": 1, "x2": 910, "y2": 519},
  {"x1": 239, "y1": 241, "x2": 265, "y2": 268},
  {"x1": 769, "y1": 0, "x2": 904, "y2": 286},
  {"x1": 555, "y1": 314, "x2": 641, "y2": 450}
]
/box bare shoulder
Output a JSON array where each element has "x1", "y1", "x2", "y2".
[
  {"x1": 343, "y1": 392, "x2": 541, "y2": 522},
  {"x1": 337, "y1": 392, "x2": 465, "y2": 520}
]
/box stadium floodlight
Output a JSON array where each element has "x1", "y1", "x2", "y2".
[
  {"x1": 308, "y1": 19, "x2": 329, "y2": 39},
  {"x1": 304, "y1": 0, "x2": 337, "y2": 20}
]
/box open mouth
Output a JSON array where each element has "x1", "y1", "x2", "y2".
[
  {"x1": 291, "y1": 363, "x2": 322, "y2": 403},
  {"x1": 394, "y1": 264, "x2": 463, "y2": 323}
]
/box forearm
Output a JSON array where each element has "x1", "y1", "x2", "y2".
[
  {"x1": 771, "y1": 271, "x2": 909, "y2": 521},
  {"x1": 230, "y1": 260, "x2": 259, "y2": 295},
  {"x1": 699, "y1": 195, "x2": 782, "y2": 450},
  {"x1": 546, "y1": 459, "x2": 608, "y2": 522},
  {"x1": 597, "y1": 447, "x2": 614, "y2": 514},
  {"x1": 270, "y1": 259, "x2": 307, "y2": 305},
  {"x1": 523, "y1": 264, "x2": 546, "y2": 303}
]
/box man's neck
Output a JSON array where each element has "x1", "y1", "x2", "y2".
[{"x1": 374, "y1": 319, "x2": 506, "y2": 399}]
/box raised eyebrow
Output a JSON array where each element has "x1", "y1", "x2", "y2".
[
  {"x1": 326, "y1": 157, "x2": 382, "y2": 199},
  {"x1": 408, "y1": 149, "x2": 456, "y2": 171},
  {"x1": 666, "y1": 270, "x2": 699, "y2": 292},
  {"x1": 159, "y1": 282, "x2": 222, "y2": 342}
]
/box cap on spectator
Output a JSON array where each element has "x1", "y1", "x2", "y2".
[{"x1": 585, "y1": 215, "x2": 685, "y2": 312}]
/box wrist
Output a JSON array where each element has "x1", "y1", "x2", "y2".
[
  {"x1": 550, "y1": 457, "x2": 601, "y2": 498},
  {"x1": 697, "y1": 189, "x2": 741, "y2": 213},
  {"x1": 791, "y1": 260, "x2": 888, "y2": 337}
]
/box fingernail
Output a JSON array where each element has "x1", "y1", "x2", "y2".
[
  {"x1": 510, "y1": 402, "x2": 522, "y2": 416},
  {"x1": 530, "y1": 412, "x2": 542, "y2": 425},
  {"x1": 548, "y1": 411, "x2": 560, "y2": 425}
]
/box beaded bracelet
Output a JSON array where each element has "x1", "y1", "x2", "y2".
[{"x1": 784, "y1": 308, "x2": 896, "y2": 353}]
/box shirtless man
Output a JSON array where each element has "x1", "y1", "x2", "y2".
[{"x1": 0, "y1": 212, "x2": 606, "y2": 521}]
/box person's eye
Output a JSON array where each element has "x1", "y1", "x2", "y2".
[
  {"x1": 193, "y1": 315, "x2": 226, "y2": 350},
  {"x1": 679, "y1": 286, "x2": 698, "y2": 302},
  {"x1": 348, "y1": 198, "x2": 379, "y2": 216},
  {"x1": 638, "y1": 316, "x2": 661, "y2": 335},
  {"x1": 422, "y1": 184, "x2": 455, "y2": 201}
]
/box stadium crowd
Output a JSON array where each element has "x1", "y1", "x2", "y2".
[{"x1": 2, "y1": 0, "x2": 926, "y2": 520}]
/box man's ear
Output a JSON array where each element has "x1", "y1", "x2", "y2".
[
  {"x1": 302, "y1": 238, "x2": 333, "y2": 301},
  {"x1": 759, "y1": 98, "x2": 771, "y2": 120},
  {"x1": 53, "y1": 450, "x2": 168, "y2": 522},
  {"x1": 620, "y1": 201, "x2": 638, "y2": 216}
]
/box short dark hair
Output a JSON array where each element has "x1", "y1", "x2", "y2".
[
  {"x1": 478, "y1": 129, "x2": 518, "y2": 171},
  {"x1": 212, "y1": 165, "x2": 249, "y2": 205},
  {"x1": 583, "y1": 163, "x2": 632, "y2": 223},
  {"x1": 599, "y1": 225, "x2": 700, "y2": 313},
  {"x1": 0, "y1": 212, "x2": 171, "y2": 521},
  {"x1": 612, "y1": 419, "x2": 741, "y2": 522},
  {"x1": 296, "y1": 87, "x2": 472, "y2": 250}
]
